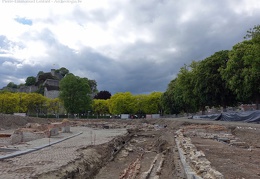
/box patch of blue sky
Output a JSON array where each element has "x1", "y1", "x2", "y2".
[{"x1": 14, "y1": 17, "x2": 33, "y2": 26}]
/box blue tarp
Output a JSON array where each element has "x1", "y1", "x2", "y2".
[{"x1": 193, "y1": 110, "x2": 260, "y2": 123}]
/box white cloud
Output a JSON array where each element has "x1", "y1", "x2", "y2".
[
  {"x1": 231, "y1": 0, "x2": 260, "y2": 15},
  {"x1": 0, "y1": 0, "x2": 260, "y2": 93}
]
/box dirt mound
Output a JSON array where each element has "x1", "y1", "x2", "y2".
[{"x1": 0, "y1": 114, "x2": 55, "y2": 130}]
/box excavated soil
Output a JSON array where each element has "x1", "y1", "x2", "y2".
[
  {"x1": 1, "y1": 114, "x2": 260, "y2": 178},
  {"x1": 188, "y1": 125, "x2": 260, "y2": 179}
]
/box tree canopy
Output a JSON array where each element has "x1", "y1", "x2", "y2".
[
  {"x1": 25, "y1": 76, "x2": 36, "y2": 86},
  {"x1": 163, "y1": 24, "x2": 260, "y2": 113},
  {"x1": 86, "y1": 79, "x2": 98, "y2": 96},
  {"x1": 173, "y1": 64, "x2": 199, "y2": 113},
  {"x1": 0, "y1": 92, "x2": 57, "y2": 116},
  {"x1": 7, "y1": 82, "x2": 18, "y2": 89},
  {"x1": 94, "y1": 90, "x2": 111, "y2": 100},
  {"x1": 59, "y1": 73, "x2": 92, "y2": 115},
  {"x1": 221, "y1": 40, "x2": 260, "y2": 108},
  {"x1": 108, "y1": 92, "x2": 134, "y2": 114},
  {"x1": 92, "y1": 99, "x2": 109, "y2": 116},
  {"x1": 106, "y1": 92, "x2": 162, "y2": 115},
  {"x1": 161, "y1": 79, "x2": 181, "y2": 115},
  {"x1": 55, "y1": 67, "x2": 69, "y2": 77},
  {"x1": 194, "y1": 50, "x2": 237, "y2": 111}
]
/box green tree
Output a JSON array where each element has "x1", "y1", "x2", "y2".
[
  {"x1": 221, "y1": 40, "x2": 260, "y2": 109},
  {"x1": 87, "y1": 79, "x2": 98, "y2": 97},
  {"x1": 47, "y1": 98, "x2": 61, "y2": 117},
  {"x1": 0, "y1": 92, "x2": 19, "y2": 113},
  {"x1": 56, "y1": 67, "x2": 69, "y2": 77},
  {"x1": 144, "y1": 92, "x2": 162, "y2": 114},
  {"x1": 0, "y1": 92, "x2": 5, "y2": 113},
  {"x1": 94, "y1": 90, "x2": 111, "y2": 100},
  {"x1": 132, "y1": 94, "x2": 147, "y2": 116},
  {"x1": 17, "y1": 93, "x2": 28, "y2": 113},
  {"x1": 25, "y1": 93, "x2": 47, "y2": 117},
  {"x1": 59, "y1": 73, "x2": 92, "y2": 115},
  {"x1": 108, "y1": 92, "x2": 163, "y2": 116},
  {"x1": 245, "y1": 25, "x2": 260, "y2": 42},
  {"x1": 7, "y1": 82, "x2": 18, "y2": 88},
  {"x1": 92, "y1": 99, "x2": 109, "y2": 117},
  {"x1": 25, "y1": 76, "x2": 36, "y2": 86},
  {"x1": 173, "y1": 64, "x2": 199, "y2": 113},
  {"x1": 37, "y1": 71, "x2": 44, "y2": 76},
  {"x1": 108, "y1": 92, "x2": 135, "y2": 114},
  {"x1": 161, "y1": 79, "x2": 181, "y2": 115},
  {"x1": 194, "y1": 50, "x2": 237, "y2": 111}
]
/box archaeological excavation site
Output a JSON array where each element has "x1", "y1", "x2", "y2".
[{"x1": 0, "y1": 114, "x2": 260, "y2": 179}]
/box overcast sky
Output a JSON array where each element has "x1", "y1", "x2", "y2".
[{"x1": 0, "y1": 0, "x2": 260, "y2": 94}]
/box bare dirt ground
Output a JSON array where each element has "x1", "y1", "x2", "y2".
[
  {"x1": 0, "y1": 114, "x2": 55, "y2": 130},
  {"x1": 188, "y1": 125, "x2": 260, "y2": 179},
  {"x1": 0, "y1": 114, "x2": 260, "y2": 178}
]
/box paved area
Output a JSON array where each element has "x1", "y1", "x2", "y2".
[{"x1": 0, "y1": 127, "x2": 127, "y2": 179}]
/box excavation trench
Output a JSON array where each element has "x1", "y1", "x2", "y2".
[
  {"x1": 35, "y1": 127, "x2": 182, "y2": 179},
  {"x1": 94, "y1": 129, "x2": 181, "y2": 179},
  {"x1": 35, "y1": 130, "x2": 134, "y2": 179}
]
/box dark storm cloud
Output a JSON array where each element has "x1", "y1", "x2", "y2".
[
  {"x1": 1, "y1": 1, "x2": 260, "y2": 94},
  {"x1": 0, "y1": 56, "x2": 41, "y2": 87},
  {"x1": 40, "y1": 44, "x2": 125, "y2": 94},
  {"x1": 104, "y1": 0, "x2": 260, "y2": 94},
  {"x1": 114, "y1": 41, "x2": 179, "y2": 93}
]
